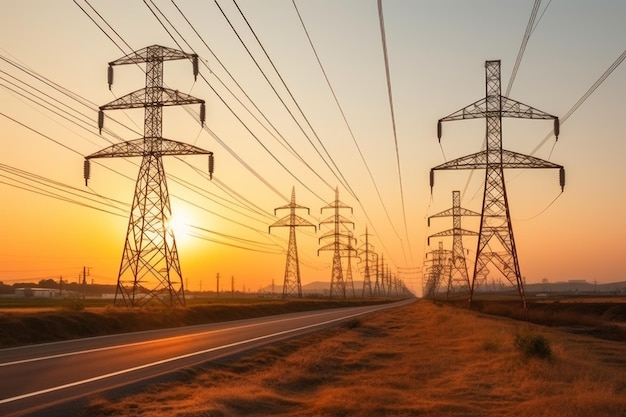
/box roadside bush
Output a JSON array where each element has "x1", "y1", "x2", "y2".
[{"x1": 514, "y1": 332, "x2": 551, "y2": 358}]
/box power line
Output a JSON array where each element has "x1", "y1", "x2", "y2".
[
  {"x1": 530, "y1": 48, "x2": 626, "y2": 155},
  {"x1": 376, "y1": 0, "x2": 411, "y2": 265},
  {"x1": 211, "y1": 0, "x2": 344, "y2": 197},
  {"x1": 229, "y1": 0, "x2": 357, "y2": 200},
  {"x1": 505, "y1": 0, "x2": 541, "y2": 96},
  {"x1": 291, "y1": 0, "x2": 402, "y2": 269}
]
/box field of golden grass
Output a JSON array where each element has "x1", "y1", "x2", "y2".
[{"x1": 82, "y1": 300, "x2": 626, "y2": 417}]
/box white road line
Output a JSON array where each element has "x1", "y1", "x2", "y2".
[
  {"x1": 0, "y1": 305, "x2": 385, "y2": 405},
  {"x1": 0, "y1": 308, "x2": 351, "y2": 368}
]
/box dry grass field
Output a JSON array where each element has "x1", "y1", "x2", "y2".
[{"x1": 81, "y1": 300, "x2": 626, "y2": 417}]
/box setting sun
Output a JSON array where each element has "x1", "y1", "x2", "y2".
[{"x1": 169, "y1": 210, "x2": 193, "y2": 246}]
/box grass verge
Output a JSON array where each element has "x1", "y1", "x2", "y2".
[{"x1": 80, "y1": 300, "x2": 626, "y2": 417}]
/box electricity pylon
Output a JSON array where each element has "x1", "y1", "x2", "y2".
[
  {"x1": 358, "y1": 227, "x2": 375, "y2": 298},
  {"x1": 269, "y1": 187, "x2": 316, "y2": 298},
  {"x1": 428, "y1": 191, "x2": 479, "y2": 297},
  {"x1": 372, "y1": 252, "x2": 382, "y2": 296},
  {"x1": 431, "y1": 60, "x2": 565, "y2": 309},
  {"x1": 342, "y1": 231, "x2": 357, "y2": 298},
  {"x1": 318, "y1": 187, "x2": 354, "y2": 299},
  {"x1": 84, "y1": 45, "x2": 214, "y2": 308},
  {"x1": 424, "y1": 242, "x2": 451, "y2": 298}
]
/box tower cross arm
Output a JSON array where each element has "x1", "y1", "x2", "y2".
[
  {"x1": 501, "y1": 97, "x2": 557, "y2": 120},
  {"x1": 319, "y1": 214, "x2": 354, "y2": 227},
  {"x1": 500, "y1": 149, "x2": 563, "y2": 169},
  {"x1": 439, "y1": 98, "x2": 488, "y2": 123},
  {"x1": 318, "y1": 230, "x2": 356, "y2": 243},
  {"x1": 86, "y1": 138, "x2": 212, "y2": 159},
  {"x1": 100, "y1": 87, "x2": 204, "y2": 111},
  {"x1": 274, "y1": 203, "x2": 310, "y2": 214},
  {"x1": 317, "y1": 241, "x2": 353, "y2": 255},
  {"x1": 269, "y1": 215, "x2": 316, "y2": 231},
  {"x1": 430, "y1": 150, "x2": 565, "y2": 189},
  {"x1": 437, "y1": 97, "x2": 560, "y2": 139},
  {"x1": 432, "y1": 150, "x2": 488, "y2": 171},
  {"x1": 428, "y1": 207, "x2": 480, "y2": 226},
  {"x1": 428, "y1": 228, "x2": 478, "y2": 240},
  {"x1": 109, "y1": 45, "x2": 197, "y2": 66}
]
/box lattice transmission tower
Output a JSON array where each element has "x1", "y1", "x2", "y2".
[
  {"x1": 428, "y1": 190, "x2": 479, "y2": 298},
  {"x1": 269, "y1": 187, "x2": 316, "y2": 298},
  {"x1": 423, "y1": 242, "x2": 451, "y2": 298},
  {"x1": 342, "y1": 231, "x2": 357, "y2": 298},
  {"x1": 431, "y1": 60, "x2": 565, "y2": 309},
  {"x1": 318, "y1": 187, "x2": 354, "y2": 298},
  {"x1": 84, "y1": 45, "x2": 214, "y2": 308},
  {"x1": 358, "y1": 226, "x2": 375, "y2": 298},
  {"x1": 372, "y1": 252, "x2": 381, "y2": 296}
]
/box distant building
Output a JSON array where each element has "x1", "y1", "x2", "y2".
[{"x1": 14, "y1": 287, "x2": 61, "y2": 298}]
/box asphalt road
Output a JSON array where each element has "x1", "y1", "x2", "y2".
[{"x1": 0, "y1": 299, "x2": 413, "y2": 416}]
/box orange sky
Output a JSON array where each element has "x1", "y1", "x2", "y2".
[{"x1": 1, "y1": 1, "x2": 625, "y2": 296}]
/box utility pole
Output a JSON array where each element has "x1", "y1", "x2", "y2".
[
  {"x1": 318, "y1": 187, "x2": 354, "y2": 299},
  {"x1": 84, "y1": 45, "x2": 214, "y2": 308},
  {"x1": 269, "y1": 187, "x2": 316, "y2": 298},
  {"x1": 428, "y1": 191, "x2": 479, "y2": 297},
  {"x1": 216, "y1": 273, "x2": 220, "y2": 297},
  {"x1": 431, "y1": 60, "x2": 564, "y2": 310}
]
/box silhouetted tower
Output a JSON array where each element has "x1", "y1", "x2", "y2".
[
  {"x1": 424, "y1": 242, "x2": 451, "y2": 298},
  {"x1": 378, "y1": 254, "x2": 386, "y2": 297},
  {"x1": 318, "y1": 187, "x2": 354, "y2": 299},
  {"x1": 84, "y1": 45, "x2": 214, "y2": 307},
  {"x1": 342, "y1": 231, "x2": 357, "y2": 298},
  {"x1": 372, "y1": 252, "x2": 382, "y2": 296},
  {"x1": 431, "y1": 60, "x2": 565, "y2": 309},
  {"x1": 358, "y1": 227, "x2": 375, "y2": 298},
  {"x1": 269, "y1": 187, "x2": 316, "y2": 298},
  {"x1": 428, "y1": 191, "x2": 479, "y2": 297}
]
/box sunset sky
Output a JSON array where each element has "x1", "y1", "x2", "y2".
[{"x1": 1, "y1": 1, "x2": 624, "y2": 296}]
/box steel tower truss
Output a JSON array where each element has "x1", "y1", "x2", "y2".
[
  {"x1": 84, "y1": 45, "x2": 213, "y2": 308},
  {"x1": 318, "y1": 188, "x2": 354, "y2": 299},
  {"x1": 431, "y1": 60, "x2": 565, "y2": 309},
  {"x1": 358, "y1": 227, "x2": 375, "y2": 298},
  {"x1": 342, "y1": 232, "x2": 357, "y2": 298},
  {"x1": 372, "y1": 253, "x2": 382, "y2": 297},
  {"x1": 428, "y1": 191, "x2": 479, "y2": 297},
  {"x1": 269, "y1": 187, "x2": 316, "y2": 298},
  {"x1": 424, "y1": 242, "x2": 451, "y2": 298}
]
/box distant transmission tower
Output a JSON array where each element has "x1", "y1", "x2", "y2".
[
  {"x1": 269, "y1": 187, "x2": 316, "y2": 298},
  {"x1": 358, "y1": 227, "x2": 375, "y2": 298},
  {"x1": 428, "y1": 191, "x2": 479, "y2": 297},
  {"x1": 372, "y1": 253, "x2": 382, "y2": 297},
  {"x1": 84, "y1": 45, "x2": 214, "y2": 307},
  {"x1": 318, "y1": 187, "x2": 354, "y2": 298},
  {"x1": 343, "y1": 232, "x2": 357, "y2": 298},
  {"x1": 431, "y1": 60, "x2": 565, "y2": 309},
  {"x1": 423, "y1": 242, "x2": 451, "y2": 298}
]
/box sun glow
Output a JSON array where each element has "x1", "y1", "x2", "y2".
[{"x1": 169, "y1": 210, "x2": 193, "y2": 245}]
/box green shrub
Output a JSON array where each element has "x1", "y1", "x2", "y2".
[{"x1": 514, "y1": 332, "x2": 551, "y2": 358}]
